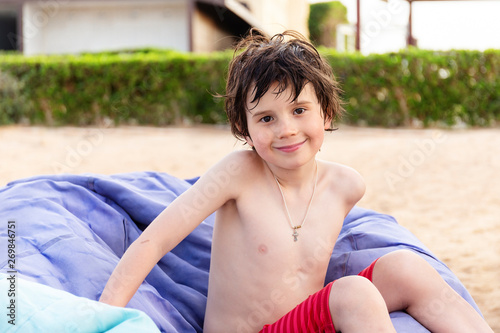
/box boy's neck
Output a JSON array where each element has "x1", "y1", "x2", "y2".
[{"x1": 266, "y1": 158, "x2": 318, "y2": 190}]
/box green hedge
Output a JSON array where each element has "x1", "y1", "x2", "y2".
[
  {"x1": 326, "y1": 48, "x2": 500, "y2": 127},
  {"x1": 0, "y1": 49, "x2": 229, "y2": 126},
  {"x1": 0, "y1": 48, "x2": 499, "y2": 127}
]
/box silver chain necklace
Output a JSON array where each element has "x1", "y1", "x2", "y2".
[{"x1": 273, "y1": 162, "x2": 318, "y2": 242}]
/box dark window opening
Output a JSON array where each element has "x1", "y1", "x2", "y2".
[
  {"x1": 0, "y1": 10, "x2": 18, "y2": 51},
  {"x1": 196, "y1": 2, "x2": 251, "y2": 40}
]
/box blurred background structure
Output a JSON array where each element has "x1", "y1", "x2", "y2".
[
  {"x1": 1, "y1": 0, "x2": 500, "y2": 55},
  {"x1": 325, "y1": 0, "x2": 500, "y2": 54},
  {"x1": 0, "y1": 0, "x2": 309, "y2": 55}
]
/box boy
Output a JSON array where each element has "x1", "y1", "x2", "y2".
[{"x1": 100, "y1": 30, "x2": 492, "y2": 332}]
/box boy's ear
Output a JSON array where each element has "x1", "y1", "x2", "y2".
[
  {"x1": 244, "y1": 135, "x2": 254, "y2": 148},
  {"x1": 236, "y1": 121, "x2": 254, "y2": 148},
  {"x1": 324, "y1": 115, "x2": 333, "y2": 130}
]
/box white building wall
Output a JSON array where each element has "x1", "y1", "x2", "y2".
[
  {"x1": 23, "y1": 0, "x2": 189, "y2": 55},
  {"x1": 337, "y1": 0, "x2": 408, "y2": 54},
  {"x1": 336, "y1": 24, "x2": 356, "y2": 53},
  {"x1": 248, "y1": 0, "x2": 309, "y2": 37}
]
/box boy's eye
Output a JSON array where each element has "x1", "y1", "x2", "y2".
[
  {"x1": 260, "y1": 116, "x2": 273, "y2": 123},
  {"x1": 294, "y1": 108, "x2": 306, "y2": 115}
]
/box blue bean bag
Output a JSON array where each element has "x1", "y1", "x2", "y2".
[{"x1": 0, "y1": 172, "x2": 481, "y2": 332}]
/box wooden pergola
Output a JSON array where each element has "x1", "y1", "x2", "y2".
[{"x1": 355, "y1": 0, "x2": 497, "y2": 51}]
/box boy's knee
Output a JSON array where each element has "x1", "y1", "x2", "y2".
[
  {"x1": 329, "y1": 275, "x2": 384, "y2": 315},
  {"x1": 329, "y1": 277, "x2": 397, "y2": 332},
  {"x1": 331, "y1": 275, "x2": 374, "y2": 293}
]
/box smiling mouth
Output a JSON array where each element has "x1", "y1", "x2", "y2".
[{"x1": 275, "y1": 140, "x2": 306, "y2": 152}]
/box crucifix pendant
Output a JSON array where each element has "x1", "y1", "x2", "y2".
[{"x1": 292, "y1": 227, "x2": 299, "y2": 242}]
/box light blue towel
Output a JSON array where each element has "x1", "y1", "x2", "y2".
[{"x1": 0, "y1": 273, "x2": 159, "y2": 332}]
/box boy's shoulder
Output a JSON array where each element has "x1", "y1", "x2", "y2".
[
  {"x1": 220, "y1": 149, "x2": 265, "y2": 173},
  {"x1": 319, "y1": 160, "x2": 366, "y2": 206},
  {"x1": 205, "y1": 149, "x2": 264, "y2": 185},
  {"x1": 188, "y1": 150, "x2": 260, "y2": 206},
  {"x1": 319, "y1": 160, "x2": 363, "y2": 178}
]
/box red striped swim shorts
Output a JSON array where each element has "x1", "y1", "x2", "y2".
[{"x1": 260, "y1": 258, "x2": 379, "y2": 333}]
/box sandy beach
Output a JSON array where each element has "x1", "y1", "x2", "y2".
[{"x1": 1, "y1": 124, "x2": 499, "y2": 329}]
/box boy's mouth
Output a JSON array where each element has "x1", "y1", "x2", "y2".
[{"x1": 275, "y1": 140, "x2": 306, "y2": 153}]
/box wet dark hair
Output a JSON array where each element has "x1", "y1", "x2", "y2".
[{"x1": 223, "y1": 29, "x2": 344, "y2": 141}]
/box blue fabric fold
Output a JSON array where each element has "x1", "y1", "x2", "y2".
[{"x1": 0, "y1": 172, "x2": 481, "y2": 332}]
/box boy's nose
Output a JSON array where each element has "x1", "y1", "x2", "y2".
[{"x1": 276, "y1": 117, "x2": 298, "y2": 138}]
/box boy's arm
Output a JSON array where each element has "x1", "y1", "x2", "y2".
[{"x1": 99, "y1": 153, "x2": 242, "y2": 307}]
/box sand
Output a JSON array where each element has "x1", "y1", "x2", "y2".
[{"x1": 1, "y1": 124, "x2": 499, "y2": 329}]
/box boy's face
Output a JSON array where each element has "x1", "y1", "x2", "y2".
[{"x1": 244, "y1": 82, "x2": 330, "y2": 170}]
